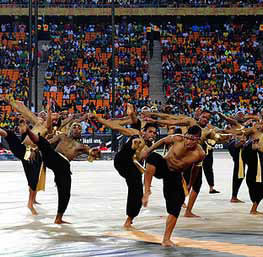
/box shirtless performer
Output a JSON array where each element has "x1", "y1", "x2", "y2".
[
  {"x1": 144, "y1": 109, "x2": 220, "y2": 194},
  {"x1": 25, "y1": 122, "x2": 100, "y2": 224},
  {"x1": 141, "y1": 125, "x2": 205, "y2": 247},
  {"x1": 89, "y1": 113, "x2": 157, "y2": 229},
  {"x1": 143, "y1": 110, "x2": 222, "y2": 217}
]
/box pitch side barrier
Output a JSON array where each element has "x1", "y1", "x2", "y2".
[{"x1": 0, "y1": 133, "x2": 227, "y2": 161}]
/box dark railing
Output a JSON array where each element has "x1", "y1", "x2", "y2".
[{"x1": 0, "y1": 1, "x2": 262, "y2": 8}]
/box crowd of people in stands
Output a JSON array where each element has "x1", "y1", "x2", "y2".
[
  {"x1": 0, "y1": 22, "x2": 30, "y2": 110},
  {"x1": 0, "y1": 0, "x2": 262, "y2": 7},
  {"x1": 43, "y1": 21, "x2": 150, "y2": 127},
  {"x1": 160, "y1": 20, "x2": 263, "y2": 127},
  {"x1": 1, "y1": 18, "x2": 263, "y2": 132}
]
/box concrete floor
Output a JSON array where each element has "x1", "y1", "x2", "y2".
[{"x1": 0, "y1": 152, "x2": 262, "y2": 257}]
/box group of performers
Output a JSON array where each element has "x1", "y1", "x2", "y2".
[{"x1": 1, "y1": 98, "x2": 263, "y2": 247}]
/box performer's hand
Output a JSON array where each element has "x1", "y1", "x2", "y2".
[
  {"x1": 142, "y1": 192, "x2": 151, "y2": 207},
  {"x1": 29, "y1": 150, "x2": 37, "y2": 161},
  {"x1": 131, "y1": 138, "x2": 143, "y2": 150},
  {"x1": 127, "y1": 103, "x2": 134, "y2": 115},
  {"x1": 88, "y1": 147, "x2": 101, "y2": 161}
]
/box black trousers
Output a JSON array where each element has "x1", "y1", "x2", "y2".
[
  {"x1": 36, "y1": 136, "x2": 71, "y2": 215},
  {"x1": 114, "y1": 154, "x2": 143, "y2": 219},
  {"x1": 232, "y1": 160, "x2": 244, "y2": 198},
  {"x1": 146, "y1": 152, "x2": 185, "y2": 218},
  {"x1": 203, "y1": 149, "x2": 214, "y2": 187},
  {"x1": 245, "y1": 150, "x2": 263, "y2": 205},
  {"x1": 5, "y1": 131, "x2": 42, "y2": 191}
]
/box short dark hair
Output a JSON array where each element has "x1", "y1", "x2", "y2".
[
  {"x1": 174, "y1": 128, "x2": 182, "y2": 134},
  {"x1": 187, "y1": 125, "x2": 202, "y2": 137},
  {"x1": 201, "y1": 109, "x2": 212, "y2": 115},
  {"x1": 143, "y1": 123, "x2": 158, "y2": 131}
]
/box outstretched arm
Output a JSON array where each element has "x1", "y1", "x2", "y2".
[
  {"x1": 91, "y1": 114, "x2": 139, "y2": 136},
  {"x1": 141, "y1": 135, "x2": 176, "y2": 159},
  {"x1": 144, "y1": 111, "x2": 187, "y2": 120},
  {"x1": 216, "y1": 112, "x2": 240, "y2": 127},
  {"x1": 144, "y1": 117, "x2": 193, "y2": 127}
]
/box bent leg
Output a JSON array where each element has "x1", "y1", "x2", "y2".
[
  {"x1": 184, "y1": 169, "x2": 202, "y2": 217},
  {"x1": 142, "y1": 163, "x2": 156, "y2": 207}
]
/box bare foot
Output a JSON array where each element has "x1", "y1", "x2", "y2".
[
  {"x1": 27, "y1": 204, "x2": 38, "y2": 216},
  {"x1": 230, "y1": 198, "x2": 244, "y2": 203},
  {"x1": 250, "y1": 211, "x2": 263, "y2": 215},
  {"x1": 123, "y1": 224, "x2": 136, "y2": 230},
  {"x1": 123, "y1": 218, "x2": 136, "y2": 230},
  {"x1": 184, "y1": 211, "x2": 200, "y2": 218},
  {"x1": 54, "y1": 218, "x2": 71, "y2": 224},
  {"x1": 54, "y1": 213, "x2": 71, "y2": 224},
  {"x1": 162, "y1": 239, "x2": 175, "y2": 247}
]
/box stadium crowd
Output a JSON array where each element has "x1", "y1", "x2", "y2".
[
  {"x1": 0, "y1": 17, "x2": 263, "y2": 132},
  {"x1": 160, "y1": 20, "x2": 263, "y2": 127},
  {"x1": 0, "y1": 0, "x2": 262, "y2": 7}
]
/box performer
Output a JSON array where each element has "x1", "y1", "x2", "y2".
[
  {"x1": 228, "y1": 135, "x2": 246, "y2": 203},
  {"x1": 25, "y1": 122, "x2": 100, "y2": 224},
  {"x1": 0, "y1": 122, "x2": 42, "y2": 215},
  {"x1": 141, "y1": 125, "x2": 205, "y2": 247},
  {"x1": 143, "y1": 110, "x2": 221, "y2": 216},
  {"x1": 89, "y1": 113, "x2": 157, "y2": 229},
  {"x1": 0, "y1": 97, "x2": 56, "y2": 215},
  {"x1": 242, "y1": 124, "x2": 263, "y2": 214}
]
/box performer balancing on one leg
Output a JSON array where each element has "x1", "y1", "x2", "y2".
[
  {"x1": 25, "y1": 122, "x2": 100, "y2": 224},
  {"x1": 141, "y1": 125, "x2": 205, "y2": 247},
  {"x1": 89, "y1": 113, "x2": 158, "y2": 229}
]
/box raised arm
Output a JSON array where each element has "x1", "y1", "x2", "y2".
[
  {"x1": 127, "y1": 103, "x2": 139, "y2": 125},
  {"x1": 45, "y1": 100, "x2": 52, "y2": 134},
  {"x1": 216, "y1": 112, "x2": 240, "y2": 128},
  {"x1": 8, "y1": 97, "x2": 39, "y2": 125}
]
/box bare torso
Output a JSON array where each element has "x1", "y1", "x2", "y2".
[
  {"x1": 54, "y1": 134, "x2": 88, "y2": 161},
  {"x1": 164, "y1": 138, "x2": 204, "y2": 172},
  {"x1": 22, "y1": 122, "x2": 48, "y2": 147}
]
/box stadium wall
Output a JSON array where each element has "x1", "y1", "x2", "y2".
[{"x1": 0, "y1": 7, "x2": 263, "y2": 16}]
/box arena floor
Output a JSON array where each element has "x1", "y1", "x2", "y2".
[{"x1": 0, "y1": 152, "x2": 262, "y2": 257}]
